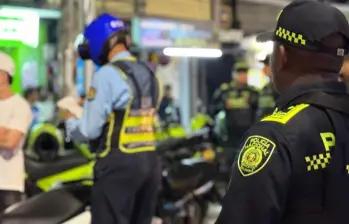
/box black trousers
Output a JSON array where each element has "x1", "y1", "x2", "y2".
[
  {"x1": 0, "y1": 190, "x2": 23, "y2": 213},
  {"x1": 91, "y1": 152, "x2": 160, "y2": 224}
]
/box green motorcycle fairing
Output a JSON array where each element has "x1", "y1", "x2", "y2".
[
  {"x1": 35, "y1": 161, "x2": 94, "y2": 192},
  {"x1": 25, "y1": 123, "x2": 95, "y2": 193},
  {"x1": 26, "y1": 123, "x2": 65, "y2": 159},
  {"x1": 190, "y1": 113, "x2": 213, "y2": 132}
]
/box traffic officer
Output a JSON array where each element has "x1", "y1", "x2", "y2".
[
  {"x1": 257, "y1": 55, "x2": 279, "y2": 118},
  {"x1": 63, "y1": 14, "x2": 161, "y2": 223},
  {"x1": 210, "y1": 62, "x2": 259, "y2": 162},
  {"x1": 215, "y1": 1, "x2": 349, "y2": 224}
]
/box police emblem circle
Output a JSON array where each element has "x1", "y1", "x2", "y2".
[
  {"x1": 88, "y1": 87, "x2": 96, "y2": 101},
  {"x1": 241, "y1": 147, "x2": 263, "y2": 170}
]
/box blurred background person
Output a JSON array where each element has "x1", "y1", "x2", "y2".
[
  {"x1": 0, "y1": 52, "x2": 32, "y2": 212},
  {"x1": 24, "y1": 88, "x2": 40, "y2": 105},
  {"x1": 158, "y1": 85, "x2": 181, "y2": 124},
  {"x1": 210, "y1": 62, "x2": 259, "y2": 165},
  {"x1": 257, "y1": 55, "x2": 279, "y2": 119},
  {"x1": 24, "y1": 88, "x2": 41, "y2": 130},
  {"x1": 78, "y1": 93, "x2": 86, "y2": 106}
]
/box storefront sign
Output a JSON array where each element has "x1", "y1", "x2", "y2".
[
  {"x1": 220, "y1": 5, "x2": 232, "y2": 29},
  {"x1": 132, "y1": 17, "x2": 214, "y2": 48},
  {"x1": 0, "y1": 9, "x2": 40, "y2": 48},
  {"x1": 218, "y1": 29, "x2": 244, "y2": 43}
]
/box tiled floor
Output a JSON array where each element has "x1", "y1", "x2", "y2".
[
  {"x1": 203, "y1": 203, "x2": 221, "y2": 224},
  {"x1": 62, "y1": 204, "x2": 222, "y2": 224}
]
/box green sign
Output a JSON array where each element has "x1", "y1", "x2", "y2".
[{"x1": 0, "y1": 9, "x2": 40, "y2": 48}]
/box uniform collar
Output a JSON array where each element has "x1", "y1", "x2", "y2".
[
  {"x1": 111, "y1": 51, "x2": 133, "y2": 62},
  {"x1": 276, "y1": 81, "x2": 348, "y2": 109}
]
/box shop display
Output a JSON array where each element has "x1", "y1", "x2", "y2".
[{"x1": 0, "y1": 8, "x2": 48, "y2": 94}]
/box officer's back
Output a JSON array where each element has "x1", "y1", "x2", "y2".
[
  {"x1": 215, "y1": 1, "x2": 349, "y2": 224},
  {"x1": 89, "y1": 54, "x2": 160, "y2": 165},
  {"x1": 260, "y1": 88, "x2": 346, "y2": 224}
]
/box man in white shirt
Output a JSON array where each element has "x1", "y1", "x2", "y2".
[{"x1": 0, "y1": 52, "x2": 32, "y2": 212}]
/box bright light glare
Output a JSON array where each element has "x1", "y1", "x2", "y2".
[
  {"x1": 74, "y1": 33, "x2": 84, "y2": 50},
  {"x1": 255, "y1": 40, "x2": 273, "y2": 61},
  {"x1": 256, "y1": 52, "x2": 267, "y2": 61},
  {"x1": 163, "y1": 47, "x2": 223, "y2": 58},
  {"x1": 264, "y1": 41, "x2": 274, "y2": 54},
  {"x1": 255, "y1": 41, "x2": 273, "y2": 54}
]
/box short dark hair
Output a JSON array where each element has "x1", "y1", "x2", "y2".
[
  {"x1": 7, "y1": 74, "x2": 12, "y2": 84},
  {"x1": 164, "y1": 85, "x2": 172, "y2": 91},
  {"x1": 24, "y1": 88, "x2": 38, "y2": 99},
  {"x1": 282, "y1": 33, "x2": 346, "y2": 74}
]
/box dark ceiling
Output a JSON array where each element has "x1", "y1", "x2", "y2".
[{"x1": 1, "y1": 0, "x2": 48, "y2": 7}]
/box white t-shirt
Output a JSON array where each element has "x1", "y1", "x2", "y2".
[{"x1": 0, "y1": 94, "x2": 32, "y2": 192}]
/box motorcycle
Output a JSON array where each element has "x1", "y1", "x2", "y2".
[
  {"x1": 23, "y1": 113, "x2": 206, "y2": 198},
  {"x1": 0, "y1": 181, "x2": 91, "y2": 224},
  {"x1": 155, "y1": 133, "x2": 222, "y2": 223},
  {"x1": 24, "y1": 123, "x2": 94, "y2": 197},
  {"x1": 0, "y1": 127, "x2": 222, "y2": 224}
]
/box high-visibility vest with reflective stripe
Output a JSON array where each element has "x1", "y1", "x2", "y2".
[{"x1": 95, "y1": 59, "x2": 160, "y2": 157}]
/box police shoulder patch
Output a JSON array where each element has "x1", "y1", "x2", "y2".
[
  {"x1": 88, "y1": 87, "x2": 96, "y2": 101},
  {"x1": 261, "y1": 104, "x2": 309, "y2": 124},
  {"x1": 238, "y1": 135, "x2": 276, "y2": 177}
]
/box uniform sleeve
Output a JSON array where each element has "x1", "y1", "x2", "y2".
[
  {"x1": 249, "y1": 88, "x2": 260, "y2": 110},
  {"x1": 215, "y1": 123, "x2": 292, "y2": 224},
  {"x1": 65, "y1": 65, "x2": 130, "y2": 142}
]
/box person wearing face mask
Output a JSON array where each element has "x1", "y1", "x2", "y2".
[
  {"x1": 210, "y1": 62, "x2": 259, "y2": 163},
  {"x1": 61, "y1": 14, "x2": 162, "y2": 223},
  {"x1": 0, "y1": 52, "x2": 32, "y2": 212},
  {"x1": 257, "y1": 55, "x2": 279, "y2": 119},
  {"x1": 216, "y1": 1, "x2": 349, "y2": 223}
]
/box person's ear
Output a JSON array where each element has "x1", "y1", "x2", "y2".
[{"x1": 277, "y1": 45, "x2": 287, "y2": 71}]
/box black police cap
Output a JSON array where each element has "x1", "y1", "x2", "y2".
[
  {"x1": 257, "y1": 0, "x2": 349, "y2": 56},
  {"x1": 235, "y1": 61, "x2": 249, "y2": 73}
]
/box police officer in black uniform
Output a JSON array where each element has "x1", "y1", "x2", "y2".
[
  {"x1": 216, "y1": 1, "x2": 349, "y2": 224},
  {"x1": 211, "y1": 62, "x2": 259, "y2": 160},
  {"x1": 258, "y1": 55, "x2": 279, "y2": 118}
]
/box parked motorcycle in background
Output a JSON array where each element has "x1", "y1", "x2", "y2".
[{"x1": 0, "y1": 117, "x2": 225, "y2": 224}]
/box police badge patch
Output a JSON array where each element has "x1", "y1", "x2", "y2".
[
  {"x1": 88, "y1": 87, "x2": 96, "y2": 101},
  {"x1": 238, "y1": 135, "x2": 276, "y2": 177}
]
